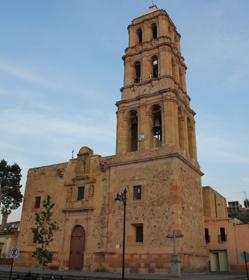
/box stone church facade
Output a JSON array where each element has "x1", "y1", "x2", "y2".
[{"x1": 17, "y1": 6, "x2": 208, "y2": 273}]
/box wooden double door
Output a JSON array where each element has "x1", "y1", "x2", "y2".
[{"x1": 69, "y1": 225, "x2": 85, "y2": 270}]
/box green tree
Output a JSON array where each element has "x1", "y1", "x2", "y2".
[
  {"x1": 0, "y1": 159, "x2": 23, "y2": 228},
  {"x1": 32, "y1": 195, "x2": 58, "y2": 269}
]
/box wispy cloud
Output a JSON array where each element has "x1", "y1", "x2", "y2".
[
  {"x1": 0, "y1": 60, "x2": 58, "y2": 89},
  {"x1": 0, "y1": 108, "x2": 115, "y2": 139},
  {"x1": 0, "y1": 61, "x2": 44, "y2": 82}
]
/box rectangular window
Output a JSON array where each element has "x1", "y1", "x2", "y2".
[
  {"x1": 220, "y1": 227, "x2": 227, "y2": 242},
  {"x1": 205, "y1": 228, "x2": 210, "y2": 243},
  {"x1": 32, "y1": 229, "x2": 36, "y2": 243},
  {"x1": 77, "y1": 186, "x2": 84, "y2": 201},
  {"x1": 0, "y1": 242, "x2": 4, "y2": 255},
  {"x1": 35, "y1": 196, "x2": 41, "y2": 208},
  {"x1": 133, "y1": 185, "x2": 142, "y2": 200},
  {"x1": 135, "y1": 224, "x2": 143, "y2": 243}
]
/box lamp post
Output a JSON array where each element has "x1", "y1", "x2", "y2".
[{"x1": 115, "y1": 188, "x2": 127, "y2": 280}]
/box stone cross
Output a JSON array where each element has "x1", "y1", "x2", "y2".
[{"x1": 167, "y1": 230, "x2": 184, "y2": 255}]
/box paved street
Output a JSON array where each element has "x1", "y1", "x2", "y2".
[{"x1": 0, "y1": 265, "x2": 248, "y2": 280}]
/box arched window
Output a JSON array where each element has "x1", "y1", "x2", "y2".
[
  {"x1": 151, "y1": 23, "x2": 157, "y2": 39},
  {"x1": 130, "y1": 110, "x2": 138, "y2": 151},
  {"x1": 152, "y1": 104, "x2": 162, "y2": 142},
  {"x1": 152, "y1": 56, "x2": 158, "y2": 78},
  {"x1": 134, "y1": 61, "x2": 141, "y2": 82},
  {"x1": 137, "y1": 28, "x2": 142, "y2": 44}
]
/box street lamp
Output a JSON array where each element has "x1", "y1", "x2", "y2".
[{"x1": 115, "y1": 188, "x2": 127, "y2": 280}]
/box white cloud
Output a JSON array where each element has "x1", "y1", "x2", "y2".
[
  {"x1": 0, "y1": 108, "x2": 116, "y2": 169},
  {"x1": 0, "y1": 108, "x2": 115, "y2": 140},
  {"x1": 0, "y1": 61, "x2": 44, "y2": 83},
  {"x1": 0, "y1": 60, "x2": 59, "y2": 90}
]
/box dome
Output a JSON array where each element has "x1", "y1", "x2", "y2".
[{"x1": 77, "y1": 146, "x2": 93, "y2": 156}]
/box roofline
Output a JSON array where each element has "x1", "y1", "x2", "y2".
[
  {"x1": 29, "y1": 161, "x2": 68, "y2": 171},
  {"x1": 202, "y1": 186, "x2": 227, "y2": 201}
]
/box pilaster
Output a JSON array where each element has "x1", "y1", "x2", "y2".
[
  {"x1": 138, "y1": 104, "x2": 151, "y2": 151},
  {"x1": 124, "y1": 57, "x2": 133, "y2": 87},
  {"x1": 182, "y1": 114, "x2": 189, "y2": 157},
  {"x1": 116, "y1": 110, "x2": 129, "y2": 154},
  {"x1": 163, "y1": 94, "x2": 179, "y2": 146}
]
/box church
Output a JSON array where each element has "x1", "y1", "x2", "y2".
[{"x1": 17, "y1": 6, "x2": 209, "y2": 273}]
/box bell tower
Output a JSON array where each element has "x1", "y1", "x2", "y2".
[
  {"x1": 116, "y1": 5, "x2": 197, "y2": 164},
  {"x1": 108, "y1": 6, "x2": 208, "y2": 273}
]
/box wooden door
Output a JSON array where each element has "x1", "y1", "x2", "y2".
[{"x1": 69, "y1": 225, "x2": 85, "y2": 270}]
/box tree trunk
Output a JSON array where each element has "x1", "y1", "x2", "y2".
[{"x1": 0, "y1": 212, "x2": 8, "y2": 231}]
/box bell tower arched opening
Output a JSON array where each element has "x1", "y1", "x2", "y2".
[
  {"x1": 151, "y1": 23, "x2": 157, "y2": 39},
  {"x1": 152, "y1": 56, "x2": 159, "y2": 78},
  {"x1": 152, "y1": 104, "x2": 162, "y2": 147},
  {"x1": 130, "y1": 110, "x2": 138, "y2": 151},
  {"x1": 137, "y1": 28, "x2": 143, "y2": 44},
  {"x1": 134, "y1": 61, "x2": 141, "y2": 83}
]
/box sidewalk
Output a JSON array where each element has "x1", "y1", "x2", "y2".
[{"x1": 0, "y1": 265, "x2": 247, "y2": 280}]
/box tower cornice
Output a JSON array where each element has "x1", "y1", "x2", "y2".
[
  {"x1": 123, "y1": 38, "x2": 186, "y2": 69},
  {"x1": 116, "y1": 87, "x2": 195, "y2": 117},
  {"x1": 128, "y1": 9, "x2": 181, "y2": 38},
  {"x1": 109, "y1": 152, "x2": 203, "y2": 176}
]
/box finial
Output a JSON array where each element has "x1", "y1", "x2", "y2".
[
  {"x1": 71, "y1": 149, "x2": 74, "y2": 159},
  {"x1": 150, "y1": 0, "x2": 157, "y2": 8}
]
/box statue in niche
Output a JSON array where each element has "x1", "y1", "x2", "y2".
[{"x1": 88, "y1": 184, "x2": 94, "y2": 198}]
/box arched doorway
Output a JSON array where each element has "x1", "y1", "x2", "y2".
[{"x1": 69, "y1": 225, "x2": 85, "y2": 270}]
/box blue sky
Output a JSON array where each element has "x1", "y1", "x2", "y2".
[{"x1": 0, "y1": 0, "x2": 248, "y2": 222}]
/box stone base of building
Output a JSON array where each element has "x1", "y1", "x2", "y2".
[
  {"x1": 15, "y1": 251, "x2": 208, "y2": 274},
  {"x1": 93, "y1": 252, "x2": 208, "y2": 274}
]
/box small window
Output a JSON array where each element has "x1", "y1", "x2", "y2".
[
  {"x1": 35, "y1": 196, "x2": 41, "y2": 209},
  {"x1": 205, "y1": 228, "x2": 210, "y2": 243},
  {"x1": 152, "y1": 56, "x2": 158, "y2": 78},
  {"x1": 77, "y1": 186, "x2": 85, "y2": 201},
  {"x1": 32, "y1": 228, "x2": 37, "y2": 243},
  {"x1": 134, "y1": 61, "x2": 141, "y2": 82},
  {"x1": 0, "y1": 242, "x2": 4, "y2": 255},
  {"x1": 135, "y1": 224, "x2": 143, "y2": 243},
  {"x1": 220, "y1": 227, "x2": 227, "y2": 242},
  {"x1": 151, "y1": 23, "x2": 157, "y2": 39},
  {"x1": 133, "y1": 185, "x2": 142, "y2": 200},
  {"x1": 137, "y1": 28, "x2": 142, "y2": 44}
]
